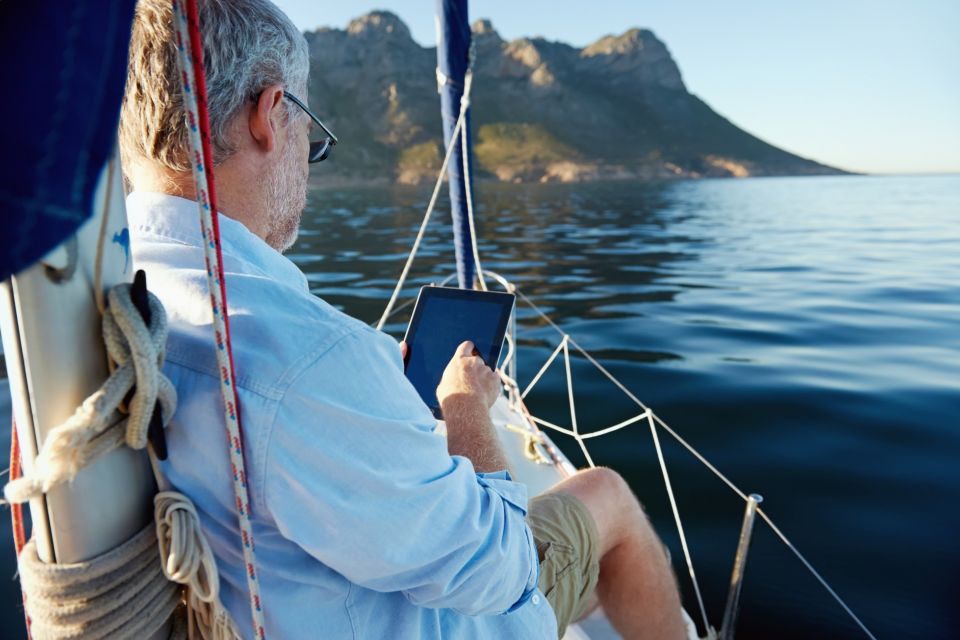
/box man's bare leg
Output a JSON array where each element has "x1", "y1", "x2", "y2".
[{"x1": 546, "y1": 467, "x2": 686, "y2": 640}]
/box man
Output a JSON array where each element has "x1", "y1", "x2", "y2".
[{"x1": 120, "y1": 1, "x2": 686, "y2": 638}]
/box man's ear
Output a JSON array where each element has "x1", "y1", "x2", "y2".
[{"x1": 248, "y1": 84, "x2": 285, "y2": 154}]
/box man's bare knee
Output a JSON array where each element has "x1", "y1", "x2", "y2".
[{"x1": 549, "y1": 467, "x2": 648, "y2": 554}]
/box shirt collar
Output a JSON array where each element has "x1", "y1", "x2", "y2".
[{"x1": 126, "y1": 191, "x2": 309, "y2": 291}]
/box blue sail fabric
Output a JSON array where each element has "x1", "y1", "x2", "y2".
[
  {"x1": 436, "y1": 0, "x2": 476, "y2": 289},
  {"x1": 0, "y1": 0, "x2": 136, "y2": 280}
]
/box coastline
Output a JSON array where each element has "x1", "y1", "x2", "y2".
[{"x1": 310, "y1": 165, "x2": 856, "y2": 189}]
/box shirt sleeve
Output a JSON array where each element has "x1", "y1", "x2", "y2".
[{"x1": 262, "y1": 326, "x2": 540, "y2": 615}]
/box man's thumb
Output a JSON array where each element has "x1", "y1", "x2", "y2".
[{"x1": 456, "y1": 340, "x2": 475, "y2": 357}]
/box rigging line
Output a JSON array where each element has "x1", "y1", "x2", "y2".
[
  {"x1": 458, "y1": 72, "x2": 487, "y2": 292},
  {"x1": 647, "y1": 413, "x2": 711, "y2": 634},
  {"x1": 576, "y1": 411, "x2": 650, "y2": 440},
  {"x1": 521, "y1": 336, "x2": 567, "y2": 399},
  {"x1": 515, "y1": 288, "x2": 750, "y2": 500},
  {"x1": 517, "y1": 399, "x2": 576, "y2": 474},
  {"x1": 651, "y1": 413, "x2": 748, "y2": 502},
  {"x1": 563, "y1": 336, "x2": 593, "y2": 480},
  {"x1": 174, "y1": 1, "x2": 265, "y2": 637},
  {"x1": 376, "y1": 78, "x2": 476, "y2": 330},
  {"x1": 562, "y1": 339, "x2": 578, "y2": 435},
  {"x1": 756, "y1": 508, "x2": 878, "y2": 640},
  {"x1": 514, "y1": 286, "x2": 877, "y2": 639},
  {"x1": 93, "y1": 151, "x2": 117, "y2": 316},
  {"x1": 574, "y1": 435, "x2": 596, "y2": 469},
  {"x1": 527, "y1": 416, "x2": 577, "y2": 438},
  {"x1": 499, "y1": 326, "x2": 516, "y2": 374},
  {"x1": 369, "y1": 274, "x2": 456, "y2": 328},
  {"x1": 9, "y1": 419, "x2": 30, "y2": 637}
]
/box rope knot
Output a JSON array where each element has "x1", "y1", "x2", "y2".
[
  {"x1": 4, "y1": 283, "x2": 177, "y2": 504},
  {"x1": 104, "y1": 284, "x2": 177, "y2": 449}
]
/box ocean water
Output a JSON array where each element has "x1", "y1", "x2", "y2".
[{"x1": 1, "y1": 174, "x2": 958, "y2": 639}]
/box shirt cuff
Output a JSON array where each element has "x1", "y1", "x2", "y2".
[
  {"x1": 475, "y1": 471, "x2": 540, "y2": 613},
  {"x1": 505, "y1": 523, "x2": 541, "y2": 613},
  {"x1": 475, "y1": 470, "x2": 529, "y2": 514}
]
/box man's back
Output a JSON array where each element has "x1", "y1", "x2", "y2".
[{"x1": 128, "y1": 192, "x2": 556, "y2": 638}]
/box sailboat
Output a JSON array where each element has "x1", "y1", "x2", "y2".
[{"x1": 0, "y1": 0, "x2": 878, "y2": 638}]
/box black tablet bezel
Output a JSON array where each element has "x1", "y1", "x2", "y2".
[{"x1": 403, "y1": 285, "x2": 515, "y2": 414}]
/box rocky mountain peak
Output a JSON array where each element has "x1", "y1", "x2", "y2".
[
  {"x1": 472, "y1": 18, "x2": 500, "y2": 39},
  {"x1": 579, "y1": 27, "x2": 684, "y2": 90},
  {"x1": 504, "y1": 38, "x2": 543, "y2": 69},
  {"x1": 305, "y1": 13, "x2": 841, "y2": 184},
  {"x1": 346, "y1": 11, "x2": 411, "y2": 40},
  {"x1": 583, "y1": 28, "x2": 658, "y2": 56}
]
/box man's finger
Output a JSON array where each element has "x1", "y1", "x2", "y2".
[
  {"x1": 399, "y1": 341, "x2": 408, "y2": 359},
  {"x1": 456, "y1": 341, "x2": 475, "y2": 357}
]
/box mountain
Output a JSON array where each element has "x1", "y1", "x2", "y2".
[{"x1": 305, "y1": 12, "x2": 845, "y2": 184}]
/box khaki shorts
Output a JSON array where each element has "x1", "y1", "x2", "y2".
[{"x1": 527, "y1": 492, "x2": 601, "y2": 638}]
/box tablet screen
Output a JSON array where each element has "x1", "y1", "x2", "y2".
[{"x1": 403, "y1": 287, "x2": 514, "y2": 417}]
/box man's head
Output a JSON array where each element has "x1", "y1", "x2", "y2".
[{"x1": 120, "y1": 0, "x2": 311, "y2": 251}]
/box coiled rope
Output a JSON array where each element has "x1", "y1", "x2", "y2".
[
  {"x1": 5, "y1": 283, "x2": 239, "y2": 640},
  {"x1": 5, "y1": 285, "x2": 174, "y2": 504},
  {"x1": 16, "y1": 525, "x2": 178, "y2": 640}
]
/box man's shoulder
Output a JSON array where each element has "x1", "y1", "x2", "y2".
[
  {"x1": 136, "y1": 239, "x2": 381, "y2": 398},
  {"x1": 223, "y1": 273, "x2": 381, "y2": 393}
]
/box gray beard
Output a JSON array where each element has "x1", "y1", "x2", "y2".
[{"x1": 264, "y1": 146, "x2": 307, "y2": 253}]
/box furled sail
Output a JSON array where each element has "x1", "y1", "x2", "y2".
[{"x1": 435, "y1": 0, "x2": 477, "y2": 289}]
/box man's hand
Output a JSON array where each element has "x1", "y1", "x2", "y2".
[
  {"x1": 436, "y1": 341, "x2": 501, "y2": 413},
  {"x1": 433, "y1": 341, "x2": 509, "y2": 474}
]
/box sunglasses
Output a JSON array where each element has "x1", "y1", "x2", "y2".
[{"x1": 282, "y1": 91, "x2": 339, "y2": 163}]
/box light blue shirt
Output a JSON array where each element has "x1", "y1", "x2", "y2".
[{"x1": 127, "y1": 193, "x2": 557, "y2": 639}]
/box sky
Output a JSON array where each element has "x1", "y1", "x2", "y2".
[{"x1": 274, "y1": 0, "x2": 960, "y2": 175}]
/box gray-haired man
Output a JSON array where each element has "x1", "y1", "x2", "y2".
[{"x1": 120, "y1": 0, "x2": 685, "y2": 637}]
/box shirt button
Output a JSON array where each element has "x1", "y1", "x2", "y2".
[{"x1": 531, "y1": 595, "x2": 541, "y2": 605}]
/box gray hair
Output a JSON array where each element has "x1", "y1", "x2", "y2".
[{"x1": 119, "y1": 0, "x2": 309, "y2": 172}]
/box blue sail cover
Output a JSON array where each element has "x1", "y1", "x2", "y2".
[
  {"x1": 435, "y1": 0, "x2": 476, "y2": 289},
  {"x1": 0, "y1": 0, "x2": 136, "y2": 280}
]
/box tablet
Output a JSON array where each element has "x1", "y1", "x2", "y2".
[{"x1": 403, "y1": 286, "x2": 515, "y2": 418}]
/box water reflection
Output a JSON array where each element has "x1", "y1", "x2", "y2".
[{"x1": 291, "y1": 181, "x2": 694, "y2": 361}]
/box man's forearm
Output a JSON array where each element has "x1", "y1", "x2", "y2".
[{"x1": 441, "y1": 395, "x2": 511, "y2": 474}]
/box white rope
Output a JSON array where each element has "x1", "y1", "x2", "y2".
[
  {"x1": 577, "y1": 411, "x2": 649, "y2": 440},
  {"x1": 4, "y1": 285, "x2": 175, "y2": 503},
  {"x1": 376, "y1": 69, "x2": 477, "y2": 329},
  {"x1": 458, "y1": 72, "x2": 487, "y2": 292},
  {"x1": 646, "y1": 413, "x2": 711, "y2": 632},
  {"x1": 521, "y1": 337, "x2": 566, "y2": 399},
  {"x1": 508, "y1": 285, "x2": 877, "y2": 639},
  {"x1": 370, "y1": 274, "x2": 456, "y2": 328},
  {"x1": 93, "y1": 151, "x2": 118, "y2": 316},
  {"x1": 528, "y1": 415, "x2": 577, "y2": 438},
  {"x1": 4, "y1": 284, "x2": 180, "y2": 638},
  {"x1": 17, "y1": 524, "x2": 180, "y2": 640},
  {"x1": 5, "y1": 282, "x2": 240, "y2": 640},
  {"x1": 755, "y1": 509, "x2": 878, "y2": 640},
  {"x1": 154, "y1": 489, "x2": 240, "y2": 640}
]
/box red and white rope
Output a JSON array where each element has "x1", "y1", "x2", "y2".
[
  {"x1": 9, "y1": 419, "x2": 32, "y2": 638},
  {"x1": 171, "y1": 2, "x2": 266, "y2": 637}
]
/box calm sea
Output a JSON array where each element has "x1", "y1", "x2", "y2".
[{"x1": 1, "y1": 175, "x2": 958, "y2": 639}]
